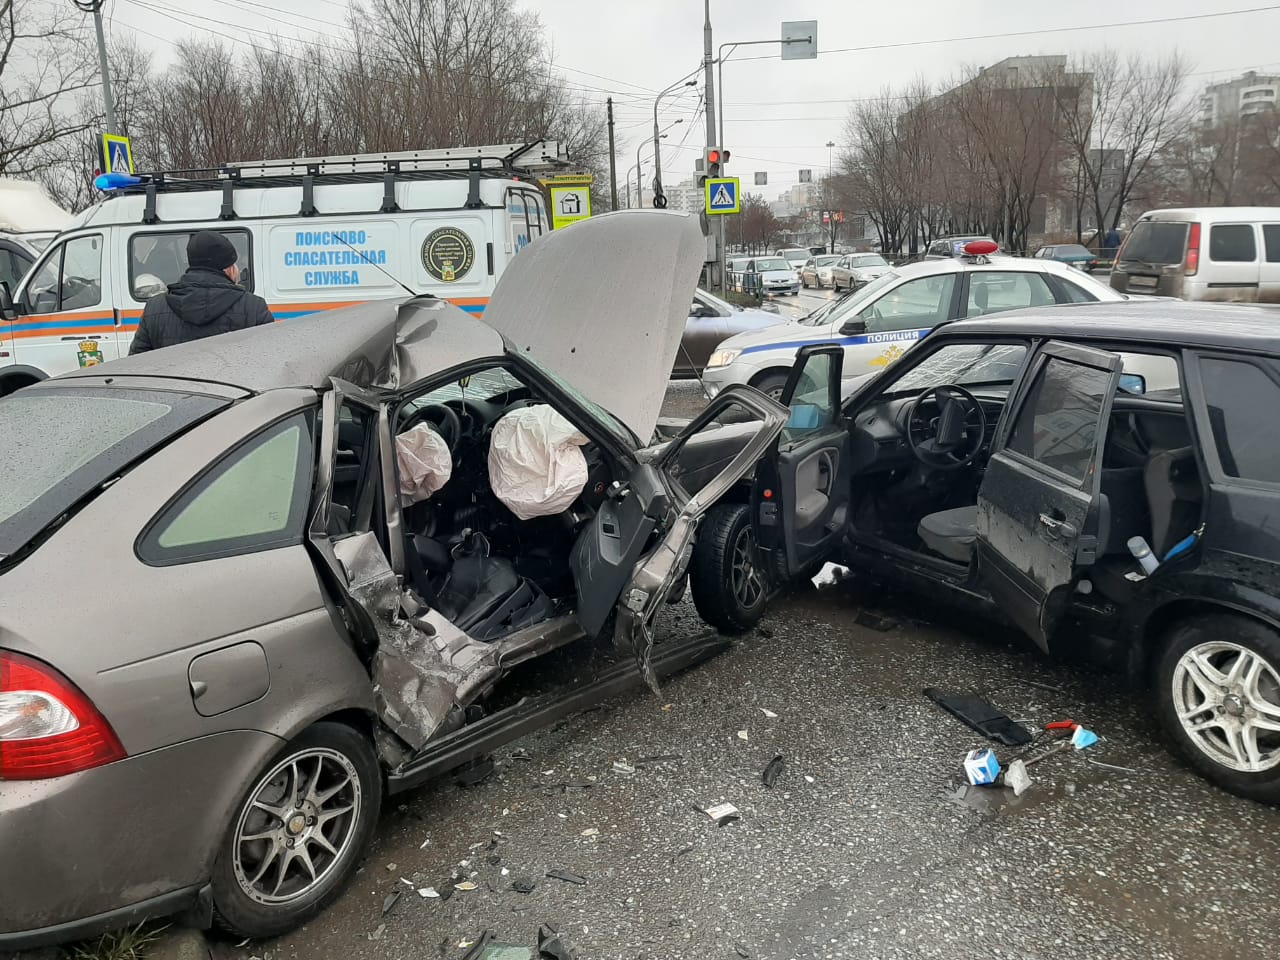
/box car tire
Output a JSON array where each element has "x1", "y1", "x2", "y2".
[
  {"x1": 690, "y1": 502, "x2": 769, "y2": 635},
  {"x1": 1153, "y1": 614, "x2": 1280, "y2": 802},
  {"x1": 749, "y1": 370, "x2": 790, "y2": 402},
  {"x1": 211, "y1": 721, "x2": 383, "y2": 939}
]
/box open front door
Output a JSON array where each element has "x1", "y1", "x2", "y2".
[
  {"x1": 976, "y1": 340, "x2": 1122, "y2": 652},
  {"x1": 756, "y1": 344, "x2": 851, "y2": 578}
]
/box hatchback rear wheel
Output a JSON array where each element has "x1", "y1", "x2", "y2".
[
  {"x1": 1154, "y1": 614, "x2": 1280, "y2": 802},
  {"x1": 212, "y1": 722, "x2": 382, "y2": 939}
]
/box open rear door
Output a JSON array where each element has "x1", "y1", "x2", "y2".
[
  {"x1": 755, "y1": 344, "x2": 851, "y2": 578},
  {"x1": 976, "y1": 341, "x2": 1122, "y2": 652}
]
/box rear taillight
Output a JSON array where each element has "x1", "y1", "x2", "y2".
[
  {"x1": 0, "y1": 651, "x2": 125, "y2": 780},
  {"x1": 1185, "y1": 222, "x2": 1201, "y2": 276}
]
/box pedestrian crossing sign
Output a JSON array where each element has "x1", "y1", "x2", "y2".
[
  {"x1": 704, "y1": 177, "x2": 740, "y2": 215},
  {"x1": 99, "y1": 133, "x2": 134, "y2": 175}
]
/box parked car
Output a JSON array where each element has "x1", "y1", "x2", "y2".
[
  {"x1": 925, "y1": 235, "x2": 1001, "y2": 259},
  {"x1": 678, "y1": 287, "x2": 789, "y2": 378},
  {"x1": 0, "y1": 211, "x2": 792, "y2": 950},
  {"x1": 1109, "y1": 207, "x2": 1280, "y2": 302},
  {"x1": 703, "y1": 247, "x2": 1138, "y2": 399},
  {"x1": 743, "y1": 256, "x2": 800, "y2": 297},
  {"x1": 0, "y1": 234, "x2": 38, "y2": 294},
  {"x1": 1033, "y1": 243, "x2": 1099, "y2": 272},
  {"x1": 727, "y1": 257, "x2": 751, "y2": 292},
  {"x1": 775, "y1": 247, "x2": 811, "y2": 276},
  {"x1": 759, "y1": 300, "x2": 1280, "y2": 802},
  {"x1": 830, "y1": 252, "x2": 892, "y2": 292},
  {"x1": 800, "y1": 254, "x2": 842, "y2": 289}
]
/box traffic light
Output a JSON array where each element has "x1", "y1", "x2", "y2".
[{"x1": 706, "y1": 146, "x2": 730, "y2": 179}]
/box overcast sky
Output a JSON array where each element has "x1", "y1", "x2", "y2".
[{"x1": 102, "y1": 0, "x2": 1280, "y2": 199}]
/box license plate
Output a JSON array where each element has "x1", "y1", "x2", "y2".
[{"x1": 1129, "y1": 276, "x2": 1158, "y2": 288}]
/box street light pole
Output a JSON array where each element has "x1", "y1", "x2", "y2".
[
  {"x1": 632, "y1": 123, "x2": 679, "y2": 208},
  {"x1": 651, "y1": 73, "x2": 698, "y2": 207},
  {"x1": 79, "y1": 0, "x2": 118, "y2": 134}
]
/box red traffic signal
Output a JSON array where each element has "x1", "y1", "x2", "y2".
[{"x1": 706, "y1": 146, "x2": 729, "y2": 179}]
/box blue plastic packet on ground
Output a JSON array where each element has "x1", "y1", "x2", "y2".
[{"x1": 1071, "y1": 726, "x2": 1099, "y2": 750}]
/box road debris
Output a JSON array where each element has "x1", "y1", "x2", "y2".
[
  {"x1": 386, "y1": 862, "x2": 398, "y2": 872},
  {"x1": 368, "y1": 923, "x2": 386, "y2": 942},
  {"x1": 538, "y1": 923, "x2": 579, "y2": 960},
  {"x1": 702, "y1": 802, "x2": 741, "y2": 826},
  {"x1": 456, "y1": 881, "x2": 479, "y2": 892},
  {"x1": 673, "y1": 844, "x2": 695, "y2": 859},
  {"x1": 612, "y1": 760, "x2": 637, "y2": 775},
  {"x1": 737, "y1": 729, "x2": 749, "y2": 741},
  {"x1": 1088, "y1": 758, "x2": 1138, "y2": 773},
  {"x1": 734, "y1": 943, "x2": 753, "y2": 958},
  {"x1": 512, "y1": 876, "x2": 538, "y2": 894},
  {"x1": 811, "y1": 562, "x2": 849, "y2": 588},
  {"x1": 925, "y1": 688, "x2": 1033, "y2": 745},
  {"x1": 382, "y1": 890, "x2": 402, "y2": 915},
  {"x1": 1003, "y1": 758, "x2": 1032, "y2": 797},
  {"x1": 762, "y1": 755, "x2": 785, "y2": 789},
  {"x1": 580, "y1": 828, "x2": 599, "y2": 837},
  {"x1": 760, "y1": 708, "x2": 778, "y2": 719},
  {"x1": 854, "y1": 609, "x2": 897, "y2": 631},
  {"x1": 420, "y1": 838, "x2": 431, "y2": 849},
  {"x1": 459, "y1": 931, "x2": 493, "y2": 960},
  {"x1": 417, "y1": 886, "x2": 440, "y2": 899},
  {"x1": 963, "y1": 748, "x2": 1002, "y2": 786},
  {"x1": 804, "y1": 775, "x2": 815, "y2": 784},
  {"x1": 545, "y1": 868, "x2": 588, "y2": 886}
]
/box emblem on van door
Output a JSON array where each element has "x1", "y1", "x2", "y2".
[
  {"x1": 76, "y1": 340, "x2": 104, "y2": 367},
  {"x1": 421, "y1": 227, "x2": 475, "y2": 283}
]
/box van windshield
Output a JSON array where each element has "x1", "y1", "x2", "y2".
[
  {"x1": 0, "y1": 388, "x2": 226, "y2": 563},
  {"x1": 1121, "y1": 222, "x2": 1188, "y2": 265}
]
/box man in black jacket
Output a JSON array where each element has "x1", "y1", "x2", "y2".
[{"x1": 129, "y1": 231, "x2": 274, "y2": 354}]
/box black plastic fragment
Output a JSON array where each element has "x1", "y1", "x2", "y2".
[
  {"x1": 460, "y1": 930, "x2": 493, "y2": 960},
  {"x1": 855, "y1": 610, "x2": 897, "y2": 632},
  {"x1": 923, "y1": 688, "x2": 1033, "y2": 745},
  {"x1": 545, "y1": 869, "x2": 587, "y2": 886},
  {"x1": 538, "y1": 923, "x2": 578, "y2": 960},
  {"x1": 512, "y1": 876, "x2": 538, "y2": 894},
  {"x1": 762, "y1": 755, "x2": 785, "y2": 789},
  {"x1": 381, "y1": 890, "x2": 402, "y2": 916},
  {"x1": 734, "y1": 943, "x2": 753, "y2": 958}
]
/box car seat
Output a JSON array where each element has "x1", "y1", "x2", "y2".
[
  {"x1": 420, "y1": 532, "x2": 556, "y2": 641},
  {"x1": 1145, "y1": 446, "x2": 1201, "y2": 559}
]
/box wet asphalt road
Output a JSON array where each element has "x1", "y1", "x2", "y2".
[
  {"x1": 211, "y1": 366, "x2": 1280, "y2": 960},
  {"x1": 213, "y1": 581, "x2": 1280, "y2": 960}
]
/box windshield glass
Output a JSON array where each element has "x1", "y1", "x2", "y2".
[
  {"x1": 0, "y1": 388, "x2": 226, "y2": 561},
  {"x1": 1056, "y1": 245, "x2": 1093, "y2": 257},
  {"x1": 890, "y1": 343, "x2": 1029, "y2": 393},
  {"x1": 815, "y1": 255, "x2": 842, "y2": 267},
  {"x1": 779, "y1": 249, "x2": 808, "y2": 261},
  {"x1": 1120, "y1": 221, "x2": 1188, "y2": 265},
  {"x1": 813, "y1": 270, "x2": 901, "y2": 326},
  {"x1": 848, "y1": 254, "x2": 889, "y2": 268},
  {"x1": 755, "y1": 258, "x2": 789, "y2": 271}
]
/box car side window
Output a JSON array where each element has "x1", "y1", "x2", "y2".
[
  {"x1": 782, "y1": 350, "x2": 838, "y2": 443},
  {"x1": 1208, "y1": 224, "x2": 1257, "y2": 263},
  {"x1": 966, "y1": 272, "x2": 1056, "y2": 317},
  {"x1": 129, "y1": 229, "x2": 253, "y2": 300},
  {"x1": 0, "y1": 247, "x2": 31, "y2": 292},
  {"x1": 1263, "y1": 224, "x2": 1280, "y2": 262},
  {"x1": 1054, "y1": 275, "x2": 1099, "y2": 303},
  {"x1": 860, "y1": 274, "x2": 957, "y2": 332},
  {"x1": 139, "y1": 413, "x2": 313, "y2": 565},
  {"x1": 1198, "y1": 357, "x2": 1280, "y2": 484},
  {"x1": 1006, "y1": 356, "x2": 1110, "y2": 485},
  {"x1": 23, "y1": 235, "x2": 104, "y2": 314}
]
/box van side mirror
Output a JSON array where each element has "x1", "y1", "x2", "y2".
[
  {"x1": 840, "y1": 317, "x2": 867, "y2": 335},
  {"x1": 0, "y1": 282, "x2": 17, "y2": 321}
]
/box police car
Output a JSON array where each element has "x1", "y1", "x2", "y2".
[{"x1": 701, "y1": 240, "x2": 1145, "y2": 399}]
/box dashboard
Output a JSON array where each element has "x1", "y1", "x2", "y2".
[{"x1": 850, "y1": 388, "x2": 1010, "y2": 471}]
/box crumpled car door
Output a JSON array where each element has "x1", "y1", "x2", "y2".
[
  {"x1": 308, "y1": 378, "x2": 464, "y2": 755},
  {"x1": 615, "y1": 384, "x2": 788, "y2": 689}
]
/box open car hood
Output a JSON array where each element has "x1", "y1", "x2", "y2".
[{"x1": 481, "y1": 210, "x2": 705, "y2": 441}]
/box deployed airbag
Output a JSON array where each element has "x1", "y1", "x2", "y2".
[
  {"x1": 396, "y1": 422, "x2": 452, "y2": 505},
  {"x1": 489, "y1": 404, "x2": 589, "y2": 520}
]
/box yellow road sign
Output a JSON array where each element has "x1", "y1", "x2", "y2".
[
  {"x1": 100, "y1": 133, "x2": 134, "y2": 175},
  {"x1": 550, "y1": 184, "x2": 591, "y2": 229}
]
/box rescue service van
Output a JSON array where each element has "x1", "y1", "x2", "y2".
[{"x1": 0, "y1": 141, "x2": 566, "y2": 393}]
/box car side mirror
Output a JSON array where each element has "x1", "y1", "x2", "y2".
[
  {"x1": 0, "y1": 281, "x2": 18, "y2": 321},
  {"x1": 840, "y1": 318, "x2": 867, "y2": 335},
  {"x1": 691, "y1": 303, "x2": 715, "y2": 318},
  {"x1": 1119, "y1": 373, "x2": 1147, "y2": 395}
]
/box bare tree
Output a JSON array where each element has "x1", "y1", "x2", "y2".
[
  {"x1": 1054, "y1": 50, "x2": 1192, "y2": 239},
  {"x1": 0, "y1": 0, "x2": 97, "y2": 177}
]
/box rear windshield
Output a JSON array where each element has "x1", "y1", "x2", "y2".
[
  {"x1": 0, "y1": 388, "x2": 226, "y2": 561},
  {"x1": 848, "y1": 254, "x2": 889, "y2": 267},
  {"x1": 1057, "y1": 245, "x2": 1094, "y2": 257},
  {"x1": 1121, "y1": 222, "x2": 1188, "y2": 265}
]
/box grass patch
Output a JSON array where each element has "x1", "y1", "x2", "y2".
[{"x1": 63, "y1": 923, "x2": 167, "y2": 960}]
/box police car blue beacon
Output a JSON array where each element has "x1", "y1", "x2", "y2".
[{"x1": 702, "y1": 240, "x2": 1142, "y2": 400}]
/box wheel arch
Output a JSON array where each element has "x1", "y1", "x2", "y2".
[
  {"x1": 0, "y1": 365, "x2": 48, "y2": 396},
  {"x1": 1137, "y1": 597, "x2": 1280, "y2": 685}
]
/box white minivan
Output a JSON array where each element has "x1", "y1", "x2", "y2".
[
  {"x1": 0, "y1": 142, "x2": 565, "y2": 394},
  {"x1": 1110, "y1": 207, "x2": 1280, "y2": 302}
]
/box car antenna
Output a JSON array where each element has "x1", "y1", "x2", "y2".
[{"x1": 331, "y1": 233, "x2": 418, "y2": 298}]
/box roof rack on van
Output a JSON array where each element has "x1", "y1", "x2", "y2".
[{"x1": 119, "y1": 140, "x2": 572, "y2": 223}]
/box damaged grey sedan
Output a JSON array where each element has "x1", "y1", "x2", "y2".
[{"x1": 0, "y1": 212, "x2": 787, "y2": 948}]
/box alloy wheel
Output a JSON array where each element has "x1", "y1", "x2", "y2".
[
  {"x1": 1172, "y1": 640, "x2": 1280, "y2": 773},
  {"x1": 232, "y1": 748, "x2": 363, "y2": 904},
  {"x1": 730, "y1": 524, "x2": 764, "y2": 609}
]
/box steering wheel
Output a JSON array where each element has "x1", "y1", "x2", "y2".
[
  {"x1": 904, "y1": 384, "x2": 987, "y2": 470},
  {"x1": 405, "y1": 403, "x2": 462, "y2": 449}
]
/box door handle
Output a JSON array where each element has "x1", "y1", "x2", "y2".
[{"x1": 1038, "y1": 513, "x2": 1077, "y2": 539}]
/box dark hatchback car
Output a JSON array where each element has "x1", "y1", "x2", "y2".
[{"x1": 758, "y1": 301, "x2": 1280, "y2": 801}]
